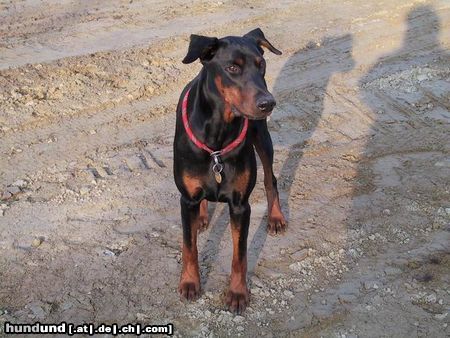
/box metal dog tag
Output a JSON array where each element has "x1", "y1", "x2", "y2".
[
  {"x1": 214, "y1": 171, "x2": 222, "y2": 184},
  {"x1": 211, "y1": 151, "x2": 223, "y2": 184}
]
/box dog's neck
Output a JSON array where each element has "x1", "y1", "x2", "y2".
[{"x1": 188, "y1": 69, "x2": 246, "y2": 151}]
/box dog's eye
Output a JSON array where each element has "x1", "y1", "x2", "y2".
[
  {"x1": 226, "y1": 64, "x2": 241, "y2": 74},
  {"x1": 258, "y1": 60, "x2": 266, "y2": 72}
]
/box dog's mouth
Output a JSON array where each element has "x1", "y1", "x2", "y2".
[{"x1": 231, "y1": 106, "x2": 272, "y2": 120}]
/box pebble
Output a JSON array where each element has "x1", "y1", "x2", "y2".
[
  {"x1": 416, "y1": 74, "x2": 428, "y2": 82},
  {"x1": 434, "y1": 312, "x2": 447, "y2": 320},
  {"x1": 12, "y1": 179, "x2": 28, "y2": 188},
  {"x1": 425, "y1": 293, "x2": 436, "y2": 303},
  {"x1": 27, "y1": 303, "x2": 47, "y2": 319},
  {"x1": 236, "y1": 326, "x2": 244, "y2": 332},
  {"x1": 283, "y1": 290, "x2": 294, "y2": 298},
  {"x1": 136, "y1": 313, "x2": 149, "y2": 321},
  {"x1": 364, "y1": 281, "x2": 379, "y2": 290},
  {"x1": 382, "y1": 208, "x2": 391, "y2": 215},
  {"x1": 251, "y1": 277, "x2": 264, "y2": 288},
  {"x1": 31, "y1": 237, "x2": 44, "y2": 248},
  {"x1": 2, "y1": 191, "x2": 12, "y2": 200},
  {"x1": 7, "y1": 186, "x2": 21, "y2": 195},
  {"x1": 233, "y1": 315, "x2": 244, "y2": 323},
  {"x1": 79, "y1": 186, "x2": 90, "y2": 195},
  {"x1": 103, "y1": 249, "x2": 116, "y2": 257}
]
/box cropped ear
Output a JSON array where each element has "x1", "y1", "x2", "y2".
[
  {"x1": 182, "y1": 34, "x2": 219, "y2": 64},
  {"x1": 244, "y1": 28, "x2": 282, "y2": 55}
]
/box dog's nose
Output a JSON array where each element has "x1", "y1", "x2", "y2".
[{"x1": 257, "y1": 97, "x2": 276, "y2": 113}]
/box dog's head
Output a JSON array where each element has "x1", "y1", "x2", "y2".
[{"x1": 182, "y1": 28, "x2": 282, "y2": 120}]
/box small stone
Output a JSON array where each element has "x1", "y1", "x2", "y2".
[
  {"x1": 0, "y1": 210, "x2": 3, "y2": 216},
  {"x1": 31, "y1": 237, "x2": 44, "y2": 248},
  {"x1": 283, "y1": 290, "x2": 294, "y2": 298},
  {"x1": 364, "y1": 281, "x2": 379, "y2": 290},
  {"x1": 382, "y1": 209, "x2": 391, "y2": 215},
  {"x1": 1, "y1": 191, "x2": 12, "y2": 200},
  {"x1": 27, "y1": 303, "x2": 46, "y2": 319},
  {"x1": 425, "y1": 293, "x2": 436, "y2": 303},
  {"x1": 7, "y1": 186, "x2": 21, "y2": 195},
  {"x1": 103, "y1": 249, "x2": 115, "y2": 257},
  {"x1": 136, "y1": 313, "x2": 149, "y2": 321},
  {"x1": 434, "y1": 312, "x2": 448, "y2": 320},
  {"x1": 89, "y1": 129, "x2": 97, "y2": 135},
  {"x1": 417, "y1": 74, "x2": 428, "y2": 82},
  {"x1": 236, "y1": 326, "x2": 244, "y2": 332},
  {"x1": 12, "y1": 179, "x2": 28, "y2": 188},
  {"x1": 79, "y1": 186, "x2": 90, "y2": 195},
  {"x1": 368, "y1": 234, "x2": 376, "y2": 241},
  {"x1": 233, "y1": 315, "x2": 244, "y2": 323},
  {"x1": 145, "y1": 85, "x2": 155, "y2": 94},
  {"x1": 251, "y1": 277, "x2": 264, "y2": 288}
]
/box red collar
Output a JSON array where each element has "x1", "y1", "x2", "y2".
[{"x1": 181, "y1": 88, "x2": 249, "y2": 157}]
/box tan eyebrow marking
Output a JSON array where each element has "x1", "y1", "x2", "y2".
[{"x1": 234, "y1": 58, "x2": 245, "y2": 66}]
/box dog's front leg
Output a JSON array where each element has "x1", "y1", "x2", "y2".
[
  {"x1": 226, "y1": 201, "x2": 250, "y2": 314},
  {"x1": 254, "y1": 120, "x2": 287, "y2": 235},
  {"x1": 178, "y1": 196, "x2": 201, "y2": 300}
]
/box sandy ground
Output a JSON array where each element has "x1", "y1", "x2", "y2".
[{"x1": 0, "y1": 0, "x2": 449, "y2": 337}]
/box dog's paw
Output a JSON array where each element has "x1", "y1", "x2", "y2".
[
  {"x1": 226, "y1": 289, "x2": 249, "y2": 314},
  {"x1": 198, "y1": 215, "x2": 209, "y2": 232},
  {"x1": 267, "y1": 214, "x2": 287, "y2": 235},
  {"x1": 178, "y1": 281, "x2": 200, "y2": 301}
]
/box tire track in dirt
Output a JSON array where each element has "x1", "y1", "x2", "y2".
[{"x1": 1, "y1": 1, "x2": 449, "y2": 337}]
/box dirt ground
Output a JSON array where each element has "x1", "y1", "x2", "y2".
[{"x1": 0, "y1": 0, "x2": 449, "y2": 337}]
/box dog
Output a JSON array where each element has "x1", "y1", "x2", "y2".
[{"x1": 173, "y1": 28, "x2": 287, "y2": 314}]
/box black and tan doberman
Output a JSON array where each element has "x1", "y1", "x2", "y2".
[{"x1": 173, "y1": 28, "x2": 286, "y2": 314}]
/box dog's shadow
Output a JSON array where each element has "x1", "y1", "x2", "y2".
[{"x1": 199, "y1": 34, "x2": 355, "y2": 287}]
